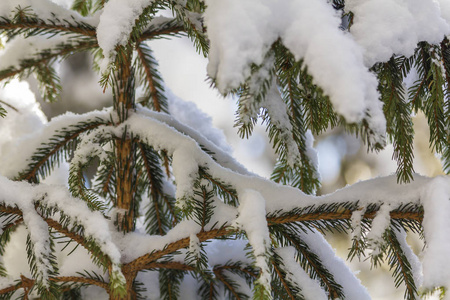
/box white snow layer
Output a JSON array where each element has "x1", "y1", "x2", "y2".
[
  {"x1": 0, "y1": 0, "x2": 97, "y2": 25},
  {"x1": 96, "y1": 0, "x2": 155, "y2": 70},
  {"x1": 204, "y1": 0, "x2": 386, "y2": 145},
  {"x1": 0, "y1": 35, "x2": 70, "y2": 71},
  {"x1": 167, "y1": 91, "x2": 233, "y2": 154},
  {"x1": 0, "y1": 176, "x2": 123, "y2": 286},
  {"x1": 275, "y1": 247, "x2": 328, "y2": 300},
  {"x1": 421, "y1": 177, "x2": 450, "y2": 288},
  {"x1": 233, "y1": 189, "x2": 271, "y2": 289},
  {"x1": 347, "y1": 0, "x2": 450, "y2": 66},
  {"x1": 299, "y1": 229, "x2": 371, "y2": 300}
]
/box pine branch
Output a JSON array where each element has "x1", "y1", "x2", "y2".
[
  {"x1": 375, "y1": 57, "x2": 415, "y2": 183},
  {"x1": 17, "y1": 118, "x2": 109, "y2": 182},
  {"x1": 385, "y1": 229, "x2": 418, "y2": 300},
  {"x1": 233, "y1": 51, "x2": 275, "y2": 139},
  {"x1": 440, "y1": 37, "x2": 450, "y2": 173},
  {"x1": 34, "y1": 62, "x2": 62, "y2": 102},
  {"x1": 214, "y1": 269, "x2": 248, "y2": 300},
  {"x1": 271, "y1": 224, "x2": 343, "y2": 299},
  {"x1": 166, "y1": 1, "x2": 208, "y2": 56},
  {"x1": 159, "y1": 269, "x2": 184, "y2": 300},
  {"x1": 137, "y1": 143, "x2": 173, "y2": 235},
  {"x1": 123, "y1": 200, "x2": 423, "y2": 275},
  {"x1": 0, "y1": 275, "x2": 109, "y2": 298},
  {"x1": 417, "y1": 46, "x2": 446, "y2": 155},
  {"x1": 137, "y1": 18, "x2": 185, "y2": 42},
  {"x1": 0, "y1": 39, "x2": 98, "y2": 82},
  {"x1": 69, "y1": 158, "x2": 108, "y2": 212},
  {"x1": 0, "y1": 16, "x2": 96, "y2": 39},
  {"x1": 272, "y1": 43, "x2": 321, "y2": 194},
  {"x1": 93, "y1": 150, "x2": 117, "y2": 202},
  {"x1": 71, "y1": 0, "x2": 93, "y2": 17},
  {"x1": 25, "y1": 229, "x2": 60, "y2": 298},
  {"x1": 271, "y1": 259, "x2": 298, "y2": 300},
  {"x1": 199, "y1": 168, "x2": 239, "y2": 206},
  {"x1": 135, "y1": 42, "x2": 168, "y2": 113},
  {"x1": 186, "y1": 185, "x2": 216, "y2": 232}
]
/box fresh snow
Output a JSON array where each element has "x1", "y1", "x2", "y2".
[
  {"x1": 347, "y1": 0, "x2": 450, "y2": 66},
  {"x1": 1, "y1": 0, "x2": 450, "y2": 297},
  {"x1": 299, "y1": 229, "x2": 371, "y2": 300},
  {"x1": 96, "y1": 0, "x2": 155, "y2": 70},
  {"x1": 1, "y1": 102, "x2": 450, "y2": 296},
  {"x1": 367, "y1": 203, "x2": 392, "y2": 256},
  {"x1": 0, "y1": 35, "x2": 70, "y2": 71},
  {"x1": 233, "y1": 189, "x2": 271, "y2": 289},
  {"x1": 204, "y1": 0, "x2": 386, "y2": 145},
  {"x1": 275, "y1": 247, "x2": 328, "y2": 300},
  {"x1": 0, "y1": 0, "x2": 98, "y2": 25}
]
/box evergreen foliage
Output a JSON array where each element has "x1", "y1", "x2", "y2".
[{"x1": 0, "y1": 1, "x2": 448, "y2": 300}]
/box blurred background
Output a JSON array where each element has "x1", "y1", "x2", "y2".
[{"x1": 0, "y1": 1, "x2": 445, "y2": 298}]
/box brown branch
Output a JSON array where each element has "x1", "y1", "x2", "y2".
[
  {"x1": 0, "y1": 282, "x2": 21, "y2": 295},
  {"x1": 214, "y1": 269, "x2": 242, "y2": 300},
  {"x1": 272, "y1": 262, "x2": 295, "y2": 300},
  {"x1": 267, "y1": 209, "x2": 423, "y2": 225},
  {"x1": 142, "y1": 262, "x2": 194, "y2": 271},
  {"x1": 1, "y1": 217, "x2": 23, "y2": 232},
  {"x1": 123, "y1": 227, "x2": 232, "y2": 273},
  {"x1": 54, "y1": 276, "x2": 109, "y2": 290},
  {"x1": 0, "y1": 205, "x2": 23, "y2": 216},
  {"x1": 0, "y1": 275, "x2": 109, "y2": 296},
  {"x1": 0, "y1": 22, "x2": 96, "y2": 37},
  {"x1": 138, "y1": 25, "x2": 185, "y2": 42},
  {"x1": 124, "y1": 208, "x2": 423, "y2": 274}
]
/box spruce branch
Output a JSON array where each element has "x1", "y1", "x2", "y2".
[
  {"x1": 166, "y1": 1, "x2": 208, "y2": 56},
  {"x1": 199, "y1": 168, "x2": 239, "y2": 206},
  {"x1": 272, "y1": 44, "x2": 322, "y2": 194},
  {"x1": 0, "y1": 16, "x2": 96, "y2": 39},
  {"x1": 0, "y1": 39, "x2": 98, "y2": 82},
  {"x1": 214, "y1": 269, "x2": 248, "y2": 300},
  {"x1": 137, "y1": 18, "x2": 185, "y2": 42},
  {"x1": 137, "y1": 143, "x2": 174, "y2": 235},
  {"x1": 375, "y1": 57, "x2": 415, "y2": 183},
  {"x1": 386, "y1": 229, "x2": 418, "y2": 300},
  {"x1": 135, "y1": 42, "x2": 168, "y2": 113},
  {"x1": 159, "y1": 268, "x2": 184, "y2": 300},
  {"x1": 17, "y1": 118, "x2": 109, "y2": 182},
  {"x1": 271, "y1": 258, "x2": 299, "y2": 300},
  {"x1": 270, "y1": 224, "x2": 343, "y2": 299},
  {"x1": 424, "y1": 49, "x2": 446, "y2": 153},
  {"x1": 71, "y1": 0, "x2": 93, "y2": 17}
]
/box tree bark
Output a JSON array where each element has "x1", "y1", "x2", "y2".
[{"x1": 111, "y1": 47, "x2": 138, "y2": 299}]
